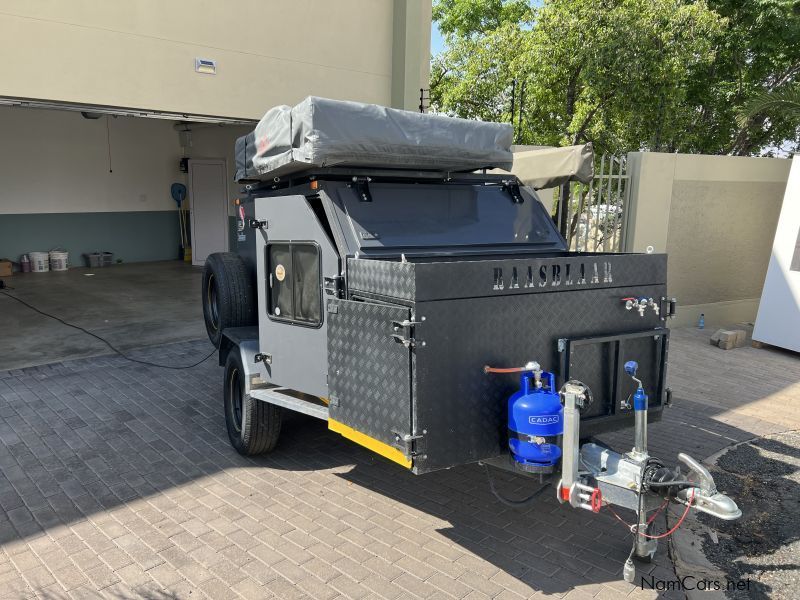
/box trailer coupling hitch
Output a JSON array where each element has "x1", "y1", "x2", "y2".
[
  {"x1": 672, "y1": 453, "x2": 741, "y2": 521},
  {"x1": 577, "y1": 446, "x2": 742, "y2": 521},
  {"x1": 556, "y1": 361, "x2": 741, "y2": 583}
]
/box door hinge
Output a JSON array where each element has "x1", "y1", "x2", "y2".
[
  {"x1": 254, "y1": 353, "x2": 272, "y2": 364},
  {"x1": 328, "y1": 395, "x2": 340, "y2": 408},
  {"x1": 660, "y1": 296, "x2": 678, "y2": 319},
  {"x1": 327, "y1": 301, "x2": 339, "y2": 314},
  {"x1": 324, "y1": 275, "x2": 344, "y2": 298}
]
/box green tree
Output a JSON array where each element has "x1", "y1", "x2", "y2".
[
  {"x1": 433, "y1": 0, "x2": 532, "y2": 37},
  {"x1": 431, "y1": 0, "x2": 800, "y2": 156},
  {"x1": 739, "y1": 85, "x2": 800, "y2": 128},
  {"x1": 694, "y1": 0, "x2": 800, "y2": 155}
]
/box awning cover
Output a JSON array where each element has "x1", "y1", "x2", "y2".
[{"x1": 507, "y1": 144, "x2": 594, "y2": 190}]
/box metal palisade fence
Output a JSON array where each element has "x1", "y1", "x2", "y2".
[{"x1": 550, "y1": 154, "x2": 630, "y2": 253}]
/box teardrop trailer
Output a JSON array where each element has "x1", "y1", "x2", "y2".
[{"x1": 201, "y1": 97, "x2": 741, "y2": 580}]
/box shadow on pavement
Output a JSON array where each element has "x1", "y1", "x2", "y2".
[{"x1": 0, "y1": 338, "x2": 795, "y2": 598}]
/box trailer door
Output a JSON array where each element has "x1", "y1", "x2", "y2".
[{"x1": 327, "y1": 299, "x2": 413, "y2": 466}]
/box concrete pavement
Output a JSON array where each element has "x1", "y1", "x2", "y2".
[{"x1": 0, "y1": 333, "x2": 795, "y2": 599}]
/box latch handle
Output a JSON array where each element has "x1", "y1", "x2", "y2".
[
  {"x1": 391, "y1": 333, "x2": 416, "y2": 348},
  {"x1": 248, "y1": 218, "x2": 267, "y2": 230},
  {"x1": 392, "y1": 319, "x2": 423, "y2": 328}
]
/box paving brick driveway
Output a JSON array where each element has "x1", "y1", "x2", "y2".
[{"x1": 0, "y1": 339, "x2": 789, "y2": 599}]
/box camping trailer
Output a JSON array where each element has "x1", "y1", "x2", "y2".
[{"x1": 201, "y1": 97, "x2": 740, "y2": 579}]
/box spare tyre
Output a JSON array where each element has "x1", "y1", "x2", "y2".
[{"x1": 202, "y1": 252, "x2": 256, "y2": 347}]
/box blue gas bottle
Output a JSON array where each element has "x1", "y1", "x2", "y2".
[{"x1": 508, "y1": 369, "x2": 563, "y2": 472}]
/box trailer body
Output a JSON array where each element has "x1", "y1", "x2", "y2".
[
  {"x1": 223, "y1": 170, "x2": 670, "y2": 474},
  {"x1": 206, "y1": 99, "x2": 741, "y2": 576}
]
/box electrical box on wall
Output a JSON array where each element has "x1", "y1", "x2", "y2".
[
  {"x1": 195, "y1": 58, "x2": 217, "y2": 75},
  {"x1": 180, "y1": 157, "x2": 189, "y2": 173}
]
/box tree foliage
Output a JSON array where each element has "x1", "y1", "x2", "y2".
[
  {"x1": 739, "y1": 85, "x2": 800, "y2": 128},
  {"x1": 430, "y1": 0, "x2": 800, "y2": 155},
  {"x1": 432, "y1": 0, "x2": 533, "y2": 37}
]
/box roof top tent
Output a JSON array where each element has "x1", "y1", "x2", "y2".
[{"x1": 201, "y1": 97, "x2": 740, "y2": 576}]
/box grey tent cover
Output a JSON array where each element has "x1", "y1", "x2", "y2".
[{"x1": 235, "y1": 96, "x2": 513, "y2": 181}]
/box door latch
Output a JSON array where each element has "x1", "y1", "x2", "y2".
[
  {"x1": 391, "y1": 316, "x2": 425, "y2": 348},
  {"x1": 391, "y1": 334, "x2": 417, "y2": 348},
  {"x1": 392, "y1": 318, "x2": 425, "y2": 329},
  {"x1": 393, "y1": 431, "x2": 424, "y2": 455}
]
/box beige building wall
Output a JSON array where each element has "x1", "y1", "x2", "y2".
[
  {"x1": 626, "y1": 152, "x2": 791, "y2": 327},
  {"x1": 0, "y1": 0, "x2": 431, "y2": 118}
]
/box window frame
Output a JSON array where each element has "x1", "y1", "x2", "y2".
[{"x1": 264, "y1": 240, "x2": 324, "y2": 329}]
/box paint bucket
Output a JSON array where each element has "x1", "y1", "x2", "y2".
[
  {"x1": 49, "y1": 250, "x2": 69, "y2": 271},
  {"x1": 84, "y1": 252, "x2": 102, "y2": 268},
  {"x1": 29, "y1": 252, "x2": 50, "y2": 272}
]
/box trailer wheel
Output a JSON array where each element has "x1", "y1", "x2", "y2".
[
  {"x1": 202, "y1": 252, "x2": 256, "y2": 347},
  {"x1": 224, "y1": 351, "x2": 282, "y2": 455}
]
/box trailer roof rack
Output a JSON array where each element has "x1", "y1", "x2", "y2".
[{"x1": 240, "y1": 166, "x2": 517, "y2": 192}]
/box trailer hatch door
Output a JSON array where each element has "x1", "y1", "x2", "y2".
[{"x1": 327, "y1": 299, "x2": 413, "y2": 464}]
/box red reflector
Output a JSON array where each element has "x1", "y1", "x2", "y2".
[
  {"x1": 590, "y1": 487, "x2": 602, "y2": 513},
  {"x1": 560, "y1": 487, "x2": 570, "y2": 501}
]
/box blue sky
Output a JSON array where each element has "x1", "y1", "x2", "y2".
[{"x1": 431, "y1": 23, "x2": 444, "y2": 55}]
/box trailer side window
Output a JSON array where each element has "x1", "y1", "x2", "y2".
[{"x1": 266, "y1": 243, "x2": 322, "y2": 326}]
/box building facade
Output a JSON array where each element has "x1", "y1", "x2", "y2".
[{"x1": 0, "y1": 0, "x2": 432, "y2": 265}]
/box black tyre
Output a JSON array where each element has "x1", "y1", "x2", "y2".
[
  {"x1": 202, "y1": 252, "x2": 256, "y2": 348},
  {"x1": 224, "y1": 351, "x2": 282, "y2": 455}
]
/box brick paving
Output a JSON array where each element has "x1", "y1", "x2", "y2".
[{"x1": 0, "y1": 338, "x2": 793, "y2": 599}]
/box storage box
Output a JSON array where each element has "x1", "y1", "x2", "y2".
[
  {"x1": 84, "y1": 252, "x2": 114, "y2": 268},
  {"x1": 0, "y1": 259, "x2": 12, "y2": 277},
  {"x1": 327, "y1": 253, "x2": 670, "y2": 473}
]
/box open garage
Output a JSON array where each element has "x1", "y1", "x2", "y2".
[{"x1": 0, "y1": 0, "x2": 431, "y2": 371}]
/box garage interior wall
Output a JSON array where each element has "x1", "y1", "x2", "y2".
[
  {"x1": 184, "y1": 124, "x2": 253, "y2": 245},
  {"x1": 0, "y1": 106, "x2": 186, "y2": 265},
  {"x1": 626, "y1": 152, "x2": 791, "y2": 327}
]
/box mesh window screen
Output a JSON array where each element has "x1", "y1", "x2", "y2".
[
  {"x1": 266, "y1": 243, "x2": 321, "y2": 325},
  {"x1": 293, "y1": 245, "x2": 321, "y2": 323}
]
